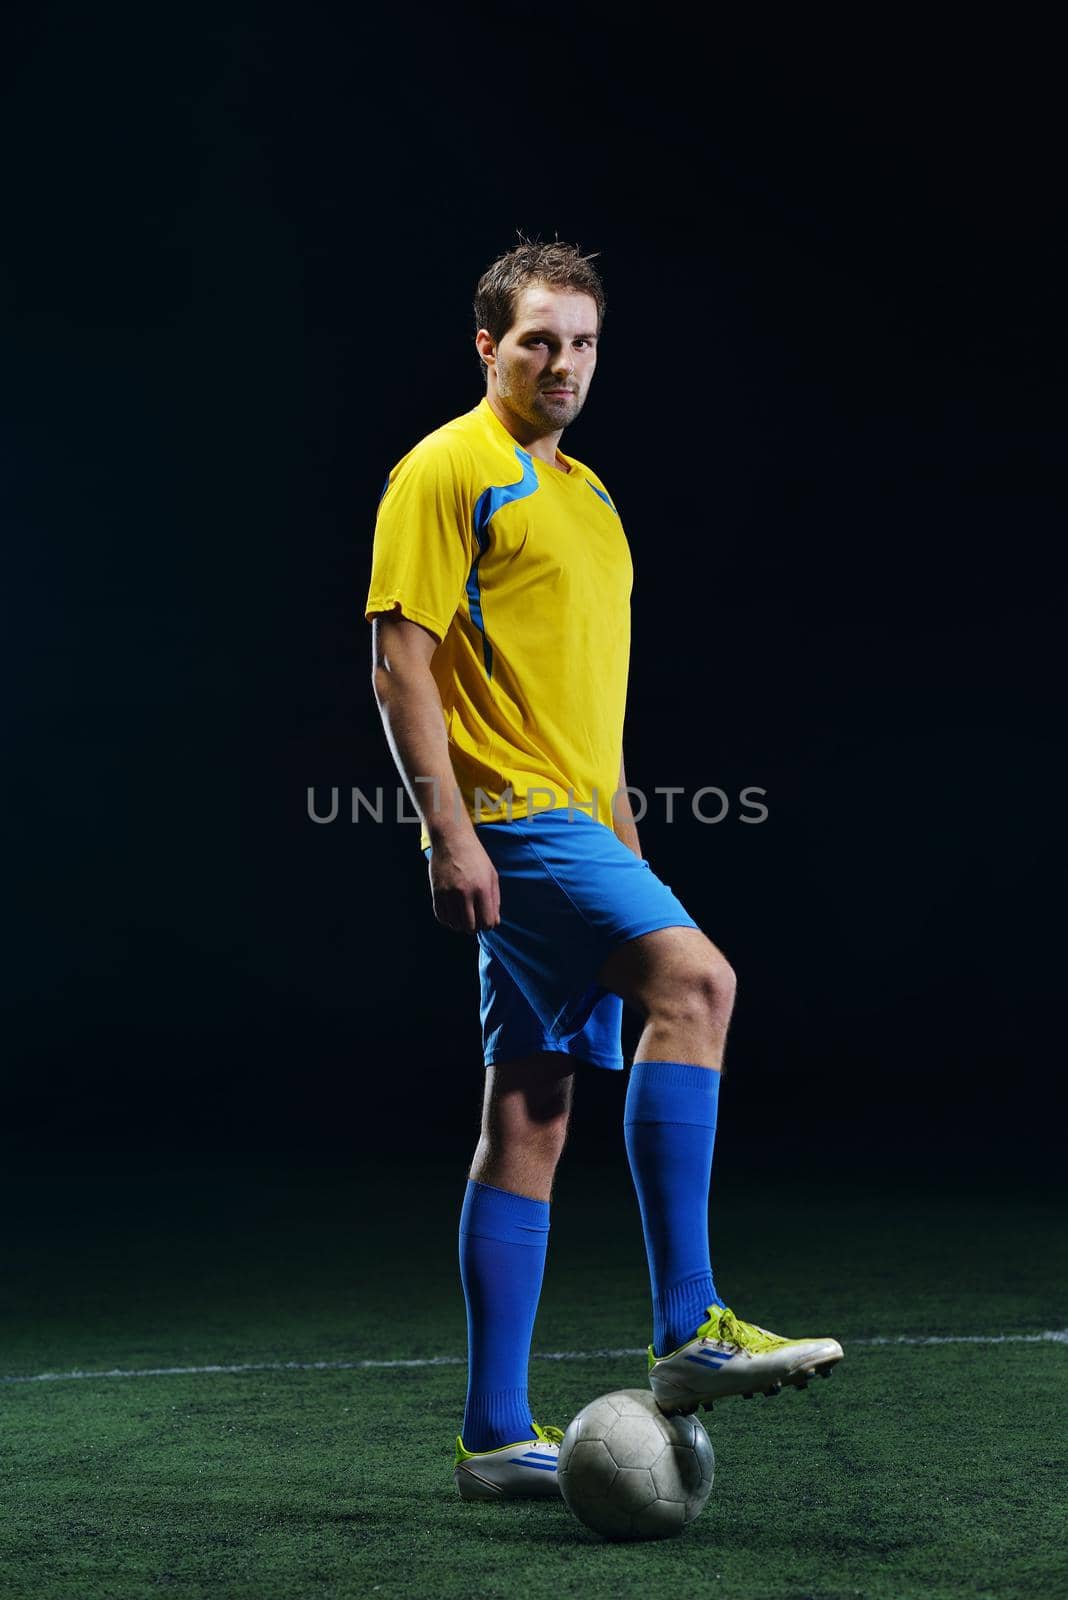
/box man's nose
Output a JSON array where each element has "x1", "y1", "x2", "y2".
[{"x1": 550, "y1": 347, "x2": 575, "y2": 375}]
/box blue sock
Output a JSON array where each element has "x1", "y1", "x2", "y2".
[
  {"x1": 458, "y1": 1180, "x2": 550, "y2": 1452},
  {"x1": 623, "y1": 1060, "x2": 724, "y2": 1358}
]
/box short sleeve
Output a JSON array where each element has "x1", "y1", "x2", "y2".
[{"x1": 365, "y1": 437, "x2": 476, "y2": 642}]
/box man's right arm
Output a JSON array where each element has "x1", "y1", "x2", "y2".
[{"x1": 370, "y1": 611, "x2": 500, "y2": 934}]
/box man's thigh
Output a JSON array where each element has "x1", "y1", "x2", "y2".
[{"x1": 595, "y1": 924, "x2": 731, "y2": 1013}]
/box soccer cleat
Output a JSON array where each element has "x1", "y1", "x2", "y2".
[
  {"x1": 647, "y1": 1304, "x2": 844, "y2": 1416},
  {"x1": 453, "y1": 1421, "x2": 564, "y2": 1501}
]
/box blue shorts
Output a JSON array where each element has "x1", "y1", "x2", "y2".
[{"x1": 425, "y1": 808, "x2": 698, "y2": 1072}]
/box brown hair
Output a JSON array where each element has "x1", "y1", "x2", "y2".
[{"x1": 474, "y1": 237, "x2": 606, "y2": 371}]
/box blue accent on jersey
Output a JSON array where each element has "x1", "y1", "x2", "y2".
[
  {"x1": 467, "y1": 447, "x2": 539, "y2": 677},
  {"x1": 586, "y1": 480, "x2": 617, "y2": 513}
]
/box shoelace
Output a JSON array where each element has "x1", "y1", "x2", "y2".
[
  {"x1": 531, "y1": 1422, "x2": 565, "y2": 1446},
  {"x1": 706, "y1": 1306, "x2": 788, "y2": 1354}
]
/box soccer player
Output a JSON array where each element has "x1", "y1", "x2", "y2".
[{"x1": 366, "y1": 241, "x2": 843, "y2": 1503}]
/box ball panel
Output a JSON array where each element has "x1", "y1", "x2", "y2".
[
  {"x1": 691, "y1": 1419, "x2": 715, "y2": 1487},
  {"x1": 605, "y1": 1414, "x2": 666, "y2": 1471},
  {"x1": 609, "y1": 1466, "x2": 659, "y2": 1514},
  {"x1": 612, "y1": 1388, "x2": 674, "y2": 1423},
  {"x1": 559, "y1": 1437, "x2": 616, "y2": 1503},
  {"x1": 568, "y1": 1396, "x2": 630, "y2": 1442},
  {"x1": 581, "y1": 1498, "x2": 635, "y2": 1541},
  {"x1": 634, "y1": 1496, "x2": 688, "y2": 1538},
  {"x1": 652, "y1": 1442, "x2": 703, "y2": 1501},
  {"x1": 668, "y1": 1412, "x2": 699, "y2": 1449}
]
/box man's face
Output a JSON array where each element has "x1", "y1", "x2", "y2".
[{"x1": 482, "y1": 283, "x2": 599, "y2": 435}]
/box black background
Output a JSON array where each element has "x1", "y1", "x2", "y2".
[{"x1": 5, "y1": 10, "x2": 1063, "y2": 1170}]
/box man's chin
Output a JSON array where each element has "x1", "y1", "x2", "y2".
[{"x1": 535, "y1": 394, "x2": 581, "y2": 426}]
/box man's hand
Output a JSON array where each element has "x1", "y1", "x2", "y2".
[{"x1": 428, "y1": 828, "x2": 501, "y2": 933}]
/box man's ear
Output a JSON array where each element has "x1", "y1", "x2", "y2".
[{"x1": 474, "y1": 329, "x2": 496, "y2": 369}]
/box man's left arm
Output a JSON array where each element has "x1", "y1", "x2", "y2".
[{"x1": 613, "y1": 748, "x2": 643, "y2": 859}]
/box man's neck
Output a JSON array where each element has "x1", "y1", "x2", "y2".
[{"x1": 485, "y1": 393, "x2": 568, "y2": 470}]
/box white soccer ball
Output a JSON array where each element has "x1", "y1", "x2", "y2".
[{"x1": 557, "y1": 1388, "x2": 715, "y2": 1541}]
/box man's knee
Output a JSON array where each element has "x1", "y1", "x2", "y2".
[
  {"x1": 482, "y1": 1055, "x2": 574, "y2": 1155},
  {"x1": 699, "y1": 950, "x2": 737, "y2": 1021},
  {"x1": 600, "y1": 928, "x2": 737, "y2": 1030},
  {"x1": 655, "y1": 951, "x2": 735, "y2": 1033}
]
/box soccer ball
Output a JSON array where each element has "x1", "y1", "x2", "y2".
[{"x1": 557, "y1": 1389, "x2": 715, "y2": 1541}]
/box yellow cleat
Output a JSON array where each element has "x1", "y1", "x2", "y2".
[
  {"x1": 648, "y1": 1305, "x2": 844, "y2": 1416},
  {"x1": 453, "y1": 1420, "x2": 564, "y2": 1501}
]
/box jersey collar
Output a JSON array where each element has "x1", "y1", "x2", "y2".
[{"x1": 478, "y1": 396, "x2": 578, "y2": 477}]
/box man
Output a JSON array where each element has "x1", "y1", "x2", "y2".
[{"x1": 366, "y1": 240, "x2": 842, "y2": 1503}]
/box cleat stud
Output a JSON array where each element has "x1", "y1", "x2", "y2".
[
  {"x1": 820, "y1": 1368, "x2": 833, "y2": 1379},
  {"x1": 742, "y1": 1391, "x2": 755, "y2": 1400},
  {"x1": 764, "y1": 1384, "x2": 782, "y2": 1397}
]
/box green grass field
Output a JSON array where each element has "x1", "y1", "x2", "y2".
[{"x1": 2, "y1": 1155, "x2": 1065, "y2": 1600}]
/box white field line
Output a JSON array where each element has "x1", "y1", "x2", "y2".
[{"x1": 3, "y1": 1331, "x2": 1067, "y2": 1386}]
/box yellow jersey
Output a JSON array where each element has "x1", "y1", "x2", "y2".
[{"x1": 366, "y1": 396, "x2": 633, "y2": 848}]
